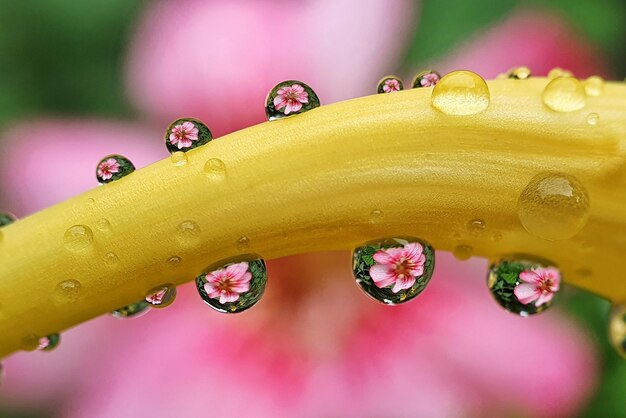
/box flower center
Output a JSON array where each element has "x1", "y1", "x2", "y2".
[
  {"x1": 393, "y1": 258, "x2": 415, "y2": 279},
  {"x1": 176, "y1": 131, "x2": 187, "y2": 140},
  {"x1": 217, "y1": 278, "x2": 234, "y2": 293},
  {"x1": 539, "y1": 278, "x2": 554, "y2": 293}
]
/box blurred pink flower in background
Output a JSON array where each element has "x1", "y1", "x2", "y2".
[{"x1": 0, "y1": 1, "x2": 612, "y2": 417}]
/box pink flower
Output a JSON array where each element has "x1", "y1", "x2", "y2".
[
  {"x1": 273, "y1": 84, "x2": 309, "y2": 115},
  {"x1": 514, "y1": 267, "x2": 561, "y2": 307},
  {"x1": 204, "y1": 261, "x2": 252, "y2": 304},
  {"x1": 146, "y1": 288, "x2": 168, "y2": 305},
  {"x1": 169, "y1": 121, "x2": 199, "y2": 149},
  {"x1": 97, "y1": 158, "x2": 120, "y2": 180},
  {"x1": 383, "y1": 78, "x2": 401, "y2": 93},
  {"x1": 369, "y1": 242, "x2": 426, "y2": 293},
  {"x1": 420, "y1": 72, "x2": 440, "y2": 87}
]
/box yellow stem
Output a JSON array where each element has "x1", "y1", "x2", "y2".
[{"x1": 1, "y1": 76, "x2": 625, "y2": 358}]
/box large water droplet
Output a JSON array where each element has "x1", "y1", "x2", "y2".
[
  {"x1": 165, "y1": 118, "x2": 212, "y2": 154},
  {"x1": 377, "y1": 76, "x2": 403, "y2": 94},
  {"x1": 453, "y1": 245, "x2": 473, "y2": 260},
  {"x1": 609, "y1": 304, "x2": 626, "y2": 359},
  {"x1": 204, "y1": 158, "x2": 227, "y2": 182},
  {"x1": 431, "y1": 70, "x2": 490, "y2": 116},
  {"x1": 55, "y1": 279, "x2": 81, "y2": 302},
  {"x1": 176, "y1": 221, "x2": 201, "y2": 246},
  {"x1": 583, "y1": 75, "x2": 604, "y2": 97},
  {"x1": 517, "y1": 172, "x2": 590, "y2": 241},
  {"x1": 96, "y1": 155, "x2": 135, "y2": 184},
  {"x1": 352, "y1": 237, "x2": 435, "y2": 305},
  {"x1": 487, "y1": 257, "x2": 561, "y2": 316},
  {"x1": 196, "y1": 257, "x2": 267, "y2": 313},
  {"x1": 265, "y1": 80, "x2": 320, "y2": 121},
  {"x1": 507, "y1": 66, "x2": 532, "y2": 80},
  {"x1": 63, "y1": 225, "x2": 94, "y2": 252},
  {"x1": 170, "y1": 151, "x2": 189, "y2": 166},
  {"x1": 37, "y1": 334, "x2": 61, "y2": 352},
  {"x1": 111, "y1": 300, "x2": 150, "y2": 319},
  {"x1": 586, "y1": 113, "x2": 599, "y2": 126},
  {"x1": 542, "y1": 77, "x2": 587, "y2": 112},
  {"x1": 145, "y1": 285, "x2": 177, "y2": 308},
  {"x1": 412, "y1": 70, "x2": 441, "y2": 88}
]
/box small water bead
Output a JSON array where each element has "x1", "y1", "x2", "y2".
[
  {"x1": 96, "y1": 218, "x2": 111, "y2": 232},
  {"x1": 412, "y1": 70, "x2": 441, "y2": 88},
  {"x1": 204, "y1": 158, "x2": 227, "y2": 181},
  {"x1": 488, "y1": 257, "x2": 561, "y2": 316},
  {"x1": 165, "y1": 118, "x2": 212, "y2": 154},
  {"x1": 170, "y1": 151, "x2": 189, "y2": 166},
  {"x1": 517, "y1": 172, "x2": 590, "y2": 241},
  {"x1": 431, "y1": 70, "x2": 490, "y2": 116},
  {"x1": 111, "y1": 300, "x2": 150, "y2": 319},
  {"x1": 548, "y1": 67, "x2": 573, "y2": 79},
  {"x1": 369, "y1": 209, "x2": 383, "y2": 222},
  {"x1": 38, "y1": 334, "x2": 61, "y2": 352},
  {"x1": 176, "y1": 221, "x2": 201, "y2": 246},
  {"x1": 196, "y1": 256, "x2": 268, "y2": 313},
  {"x1": 352, "y1": 237, "x2": 435, "y2": 305},
  {"x1": 453, "y1": 245, "x2": 473, "y2": 261},
  {"x1": 104, "y1": 252, "x2": 119, "y2": 266},
  {"x1": 236, "y1": 236, "x2": 251, "y2": 250},
  {"x1": 55, "y1": 279, "x2": 81, "y2": 302},
  {"x1": 507, "y1": 66, "x2": 532, "y2": 80},
  {"x1": 467, "y1": 219, "x2": 486, "y2": 233},
  {"x1": 583, "y1": 75, "x2": 604, "y2": 96},
  {"x1": 96, "y1": 154, "x2": 135, "y2": 184},
  {"x1": 586, "y1": 113, "x2": 599, "y2": 126},
  {"x1": 542, "y1": 77, "x2": 587, "y2": 112},
  {"x1": 609, "y1": 304, "x2": 626, "y2": 359},
  {"x1": 377, "y1": 76, "x2": 403, "y2": 93},
  {"x1": 265, "y1": 80, "x2": 320, "y2": 121},
  {"x1": 167, "y1": 256, "x2": 182, "y2": 267},
  {"x1": 63, "y1": 225, "x2": 94, "y2": 252},
  {"x1": 145, "y1": 285, "x2": 177, "y2": 308}
]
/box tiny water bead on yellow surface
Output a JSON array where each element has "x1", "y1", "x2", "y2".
[
  {"x1": 583, "y1": 75, "x2": 604, "y2": 97},
  {"x1": 63, "y1": 225, "x2": 94, "y2": 252},
  {"x1": 165, "y1": 118, "x2": 212, "y2": 154},
  {"x1": 37, "y1": 334, "x2": 60, "y2": 352},
  {"x1": 542, "y1": 77, "x2": 587, "y2": 112},
  {"x1": 145, "y1": 285, "x2": 176, "y2": 309},
  {"x1": 236, "y1": 236, "x2": 251, "y2": 250},
  {"x1": 55, "y1": 279, "x2": 81, "y2": 302},
  {"x1": 517, "y1": 172, "x2": 590, "y2": 241},
  {"x1": 104, "y1": 252, "x2": 119, "y2": 266},
  {"x1": 377, "y1": 76, "x2": 403, "y2": 94},
  {"x1": 587, "y1": 113, "x2": 600, "y2": 126},
  {"x1": 111, "y1": 300, "x2": 150, "y2": 319},
  {"x1": 507, "y1": 66, "x2": 532, "y2": 80},
  {"x1": 265, "y1": 80, "x2": 320, "y2": 121},
  {"x1": 609, "y1": 305, "x2": 626, "y2": 359},
  {"x1": 95, "y1": 218, "x2": 111, "y2": 232},
  {"x1": 431, "y1": 70, "x2": 490, "y2": 116},
  {"x1": 204, "y1": 158, "x2": 227, "y2": 181},
  {"x1": 453, "y1": 245, "x2": 474, "y2": 260},
  {"x1": 96, "y1": 154, "x2": 135, "y2": 185},
  {"x1": 170, "y1": 151, "x2": 189, "y2": 166},
  {"x1": 176, "y1": 220, "x2": 201, "y2": 247}
]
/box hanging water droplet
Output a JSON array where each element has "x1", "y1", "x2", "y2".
[
  {"x1": 0, "y1": 211, "x2": 16, "y2": 227},
  {"x1": 165, "y1": 118, "x2": 213, "y2": 154},
  {"x1": 431, "y1": 70, "x2": 490, "y2": 116},
  {"x1": 111, "y1": 300, "x2": 150, "y2": 319},
  {"x1": 467, "y1": 219, "x2": 486, "y2": 233},
  {"x1": 236, "y1": 236, "x2": 250, "y2": 250},
  {"x1": 196, "y1": 256, "x2": 268, "y2": 313},
  {"x1": 176, "y1": 221, "x2": 201, "y2": 246},
  {"x1": 265, "y1": 80, "x2": 320, "y2": 121},
  {"x1": 542, "y1": 77, "x2": 587, "y2": 112},
  {"x1": 21, "y1": 334, "x2": 40, "y2": 351},
  {"x1": 55, "y1": 279, "x2": 81, "y2": 302},
  {"x1": 507, "y1": 66, "x2": 532, "y2": 80},
  {"x1": 412, "y1": 70, "x2": 441, "y2": 88},
  {"x1": 170, "y1": 151, "x2": 189, "y2": 166},
  {"x1": 167, "y1": 256, "x2": 182, "y2": 267},
  {"x1": 104, "y1": 252, "x2": 119, "y2": 266},
  {"x1": 145, "y1": 285, "x2": 177, "y2": 308},
  {"x1": 96, "y1": 218, "x2": 111, "y2": 232},
  {"x1": 63, "y1": 225, "x2": 94, "y2": 252},
  {"x1": 586, "y1": 112, "x2": 599, "y2": 126},
  {"x1": 204, "y1": 158, "x2": 227, "y2": 182},
  {"x1": 37, "y1": 333, "x2": 61, "y2": 352},
  {"x1": 377, "y1": 76, "x2": 403, "y2": 94},
  {"x1": 583, "y1": 75, "x2": 604, "y2": 97},
  {"x1": 352, "y1": 237, "x2": 435, "y2": 305},
  {"x1": 609, "y1": 304, "x2": 626, "y2": 359},
  {"x1": 96, "y1": 155, "x2": 135, "y2": 184},
  {"x1": 487, "y1": 257, "x2": 561, "y2": 316},
  {"x1": 548, "y1": 67, "x2": 573, "y2": 79},
  {"x1": 517, "y1": 172, "x2": 590, "y2": 241},
  {"x1": 453, "y1": 245, "x2": 473, "y2": 260}
]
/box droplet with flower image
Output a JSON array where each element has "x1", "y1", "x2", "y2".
[
  {"x1": 487, "y1": 257, "x2": 562, "y2": 316},
  {"x1": 96, "y1": 155, "x2": 135, "y2": 184},
  {"x1": 196, "y1": 256, "x2": 267, "y2": 313},
  {"x1": 165, "y1": 118, "x2": 213, "y2": 154},
  {"x1": 377, "y1": 76, "x2": 403, "y2": 94},
  {"x1": 609, "y1": 304, "x2": 626, "y2": 359},
  {"x1": 145, "y1": 285, "x2": 177, "y2": 309},
  {"x1": 111, "y1": 300, "x2": 150, "y2": 319},
  {"x1": 412, "y1": 70, "x2": 441, "y2": 88},
  {"x1": 265, "y1": 80, "x2": 320, "y2": 121},
  {"x1": 37, "y1": 333, "x2": 61, "y2": 352},
  {"x1": 352, "y1": 237, "x2": 435, "y2": 305}
]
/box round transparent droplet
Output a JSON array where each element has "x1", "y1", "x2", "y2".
[
  {"x1": 196, "y1": 256, "x2": 267, "y2": 313},
  {"x1": 145, "y1": 285, "x2": 177, "y2": 309},
  {"x1": 265, "y1": 80, "x2": 320, "y2": 121},
  {"x1": 104, "y1": 252, "x2": 119, "y2": 266},
  {"x1": 170, "y1": 151, "x2": 189, "y2": 166},
  {"x1": 204, "y1": 158, "x2": 227, "y2": 181},
  {"x1": 431, "y1": 70, "x2": 490, "y2": 116},
  {"x1": 507, "y1": 66, "x2": 532, "y2": 80},
  {"x1": 586, "y1": 113, "x2": 599, "y2": 126},
  {"x1": 111, "y1": 300, "x2": 150, "y2": 319},
  {"x1": 236, "y1": 236, "x2": 250, "y2": 250},
  {"x1": 609, "y1": 304, "x2": 626, "y2": 359},
  {"x1": 176, "y1": 221, "x2": 201, "y2": 246},
  {"x1": 412, "y1": 70, "x2": 441, "y2": 88},
  {"x1": 377, "y1": 76, "x2": 403, "y2": 94},
  {"x1": 165, "y1": 118, "x2": 212, "y2": 154},
  {"x1": 55, "y1": 279, "x2": 81, "y2": 302},
  {"x1": 96, "y1": 154, "x2": 135, "y2": 184},
  {"x1": 369, "y1": 209, "x2": 383, "y2": 222},
  {"x1": 517, "y1": 172, "x2": 590, "y2": 241},
  {"x1": 95, "y1": 218, "x2": 111, "y2": 232},
  {"x1": 167, "y1": 256, "x2": 182, "y2": 268},
  {"x1": 488, "y1": 257, "x2": 561, "y2": 316},
  {"x1": 453, "y1": 245, "x2": 473, "y2": 261},
  {"x1": 38, "y1": 333, "x2": 61, "y2": 352},
  {"x1": 583, "y1": 75, "x2": 604, "y2": 97},
  {"x1": 467, "y1": 219, "x2": 486, "y2": 233},
  {"x1": 542, "y1": 77, "x2": 587, "y2": 112},
  {"x1": 63, "y1": 225, "x2": 94, "y2": 252},
  {"x1": 352, "y1": 237, "x2": 435, "y2": 305}
]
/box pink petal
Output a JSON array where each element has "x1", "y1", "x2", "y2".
[
  {"x1": 219, "y1": 291, "x2": 240, "y2": 304},
  {"x1": 290, "y1": 102, "x2": 303, "y2": 113},
  {"x1": 226, "y1": 262, "x2": 249, "y2": 280},
  {"x1": 369, "y1": 264, "x2": 395, "y2": 288},
  {"x1": 403, "y1": 242, "x2": 424, "y2": 262},
  {"x1": 535, "y1": 292, "x2": 554, "y2": 307},
  {"x1": 519, "y1": 270, "x2": 540, "y2": 284},
  {"x1": 391, "y1": 276, "x2": 416, "y2": 293},
  {"x1": 372, "y1": 249, "x2": 394, "y2": 264},
  {"x1": 514, "y1": 283, "x2": 540, "y2": 304}
]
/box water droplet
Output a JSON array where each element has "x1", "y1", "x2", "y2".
[
  {"x1": 170, "y1": 151, "x2": 189, "y2": 166},
  {"x1": 583, "y1": 75, "x2": 604, "y2": 96},
  {"x1": 145, "y1": 285, "x2": 177, "y2": 308},
  {"x1": 453, "y1": 245, "x2": 473, "y2": 260},
  {"x1": 377, "y1": 76, "x2": 403, "y2": 93},
  {"x1": 467, "y1": 219, "x2": 486, "y2": 233},
  {"x1": 586, "y1": 112, "x2": 599, "y2": 126},
  {"x1": 542, "y1": 77, "x2": 587, "y2": 112},
  {"x1": 167, "y1": 256, "x2": 182, "y2": 267},
  {"x1": 37, "y1": 334, "x2": 61, "y2": 352},
  {"x1": 517, "y1": 172, "x2": 590, "y2": 241},
  {"x1": 265, "y1": 80, "x2": 320, "y2": 121},
  {"x1": 176, "y1": 221, "x2": 201, "y2": 246},
  {"x1": 96, "y1": 154, "x2": 135, "y2": 184},
  {"x1": 369, "y1": 209, "x2": 384, "y2": 221},
  {"x1": 95, "y1": 218, "x2": 111, "y2": 232},
  {"x1": 204, "y1": 158, "x2": 227, "y2": 181},
  {"x1": 352, "y1": 237, "x2": 435, "y2": 305},
  {"x1": 63, "y1": 225, "x2": 94, "y2": 252},
  {"x1": 196, "y1": 257, "x2": 267, "y2": 313},
  {"x1": 488, "y1": 257, "x2": 561, "y2": 316},
  {"x1": 0, "y1": 211, "x2": 16, "y2": 227},
  {"x1": 104, "y1": 252, "x2": 119, "y2": 266},
  {"x1": 507, "y1": 66, "x2": 532, "y2": 80},
  {"x1": 491, "y1": 231, "x2": 503, "y2": 242},
  {"x1": 609, "y1": 304, "x2": 626, "y2": 359},
  {"x1": 21, "y1": 334, "x2": 40, "y2": 351},
  {"x1": 412, "y1": 70, "x2": 441, "y2": 88},
  {"x1": 55, "y1": 279, "x2": 81, "y2": 302},
  {"x1": 86, "y1": 198, "x2": 96, "y2": 206},
  {"x1": 548, "y1": 67, "x2": 573, "y2": 79},
  {"x1": 165, "y1": 118, "x2": 212, "y2": 154},
  {"x1": 236, "y1": 236, "x2": 250, "y2": 250},
  {"x1": 111, "y1": 300, "x2": 150, "y2": 319},
  {"x1": 431, "y1": 70, "x2": 490, "y2": 116}
]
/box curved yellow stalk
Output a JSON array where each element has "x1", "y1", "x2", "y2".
[{"x1": 1, "y1": 76, "x2": 625, "y2": 358}]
